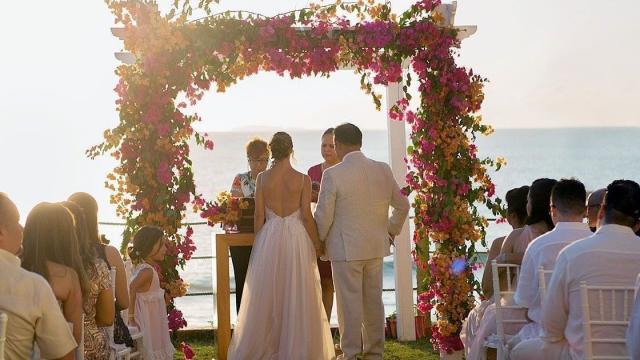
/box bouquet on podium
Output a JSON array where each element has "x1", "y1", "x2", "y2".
[{"x1": 200, "y1": 191, "x2": 254, "y2": 233}]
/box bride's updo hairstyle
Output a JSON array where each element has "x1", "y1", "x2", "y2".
[{"x1": 269, "y1": 132, "x2": 294, "y2": 164}]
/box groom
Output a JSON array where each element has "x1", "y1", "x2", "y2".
[{"x1": 314, "y1": 123, "x2": 410, "y2": 360}]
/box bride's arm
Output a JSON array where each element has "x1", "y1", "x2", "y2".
[
  {"x1": 301, "y1": 175, "x2": 323, "y2": 256},
  {"x1": 254, "y1": 173, "x2": 265, "y2": 234}
]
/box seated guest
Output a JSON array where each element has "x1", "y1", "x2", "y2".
[
  {"x1": 512, "y1": 180, "x2": 640, "y2": 360},
  {"x1": 497, "y1": 178, "x2": 557, "y2": 265},
  {"x1": 465, "y1": 269, "x2": 527, "y2": 359},
  {"x1": 79, "y1": 240, "x2": 115, "y2": 360},
  {"x1": 69, "y1": 193, "x2": 130, "y2": 312},
  {"x1": 481, "y1": 185, "x2": 530, "y2": 300},
  {"x1": 63, "y1": 200, "x2": 124, "y2": 354},
  {"x1": 462, "y1": 185, "x2": 529, "y2": 355},
  {"x1": 586, "y1": 188, "x2": 606, "y2": 232},
  {"x1": 229, "y1": 138, "x2": 270, "y2": 313},
  {"x1": 0, "y1": 193, "x2": 76, "y2": 359},
  {"x1": 626, "y1": 248, "x2": 640, "y2": 360},
  {"x1": 307, "y1": 127, "x2": 339, "y2": 320},
  {"x1": 21, "y1": 202, "x2": 89, "y2": 344},
  {"x1": 510, "y1": 179, "x2": 592, "y2": 347}
]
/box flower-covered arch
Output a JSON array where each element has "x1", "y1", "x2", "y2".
[{"x1": 94, "y1": 0, "x2": 504, "y2": 355}]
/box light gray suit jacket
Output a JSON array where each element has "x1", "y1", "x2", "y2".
[{"x1": 314, "y1": 151, "x2": 410, "y2": 262}]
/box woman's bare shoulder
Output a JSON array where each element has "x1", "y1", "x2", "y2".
[
  {"x1": 489, "y1": 236, "x2": 506, "y2": 251},
  {"x1": 500, "y1": 227, "x2": 525, "y2": 252},
  {"x1": 104, "y1": 245, "x2": 124, "y2": 265},
  {"x1": 47, "y1": 261, "x2": 77, "y2": 280},
  {"x1": 504, "y1": 227, "x2": 525, "y2": 241}
]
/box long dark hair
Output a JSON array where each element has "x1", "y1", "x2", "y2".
[
  {"x1": 505, "y1": 185, "x2": 529, "y2": 226},
  {"x1": 129, "y1": 225, "x2": 165, "y2": 265},
  {"x1": 21, "y1": 202, "x2": 90, "y2": 299},
  {"x1": 61, "y1": 201, "x2": 97, "y2": 275},
  {"x1": 525, "y1": 178, "x2": 557, "y2": 230},
  {"x1": 68, "y1": 192, "x2": 101, "y2": 244}
]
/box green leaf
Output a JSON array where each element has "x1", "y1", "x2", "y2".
[{"x1": 407, "y1": 145, "x2": 415, "y2": 155}]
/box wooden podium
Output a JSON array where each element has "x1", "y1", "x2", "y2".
[{"x1": 215, "y1": 233, "x2": 254, "y2": 360}]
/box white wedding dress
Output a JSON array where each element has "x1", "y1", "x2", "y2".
[{"x1": 227, "y1": 206, "x2": 336, "y2": 360}]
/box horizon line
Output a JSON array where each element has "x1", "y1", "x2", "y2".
[{"x1": 201, "y1": 125, "x2": 640, "y2": 133}]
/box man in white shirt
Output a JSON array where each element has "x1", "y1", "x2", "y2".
[
  {"x1": 510, "y1": 179, "x2": 593, "y2": 350},
  {"x1": 511, "y1": 180, "x2": 640, "y2": 359},
  {"x1": 586, "y1": 188, "x2": 606, "y2": 232},
  {"x1": 0, "y1": 193, "x2": 76, "y2": 360}
]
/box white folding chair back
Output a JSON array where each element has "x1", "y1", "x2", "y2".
[
  {"x1": 0, "y1": 312, "x2": 8, "y2": 360},
  {"x1": 69, "y1": 314, "x2": 85, "y2": 360},
  {"x1": 580, "y1": 281, "x2": 635, "y2": 360},
  {"x1": 121, "y1": 260, "x2": 133, "y2": 321},
  {"x1": 538, "y1": 266, "x2": 554, "y2": 300},
  {"x1": 490, "y1": 260, "x2": 529, "y2": 360}
]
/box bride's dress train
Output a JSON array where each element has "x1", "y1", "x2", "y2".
[{"x1": 227, "y1": 207, "x2": 335, "y2": 360}]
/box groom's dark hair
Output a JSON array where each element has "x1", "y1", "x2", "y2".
[{"x1": 334, "y1": 123, "x2": 362, "y2": 146}]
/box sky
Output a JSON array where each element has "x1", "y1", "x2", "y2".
[{"x1": 1, "y1": 0, "x2": 639, "y2": 136}]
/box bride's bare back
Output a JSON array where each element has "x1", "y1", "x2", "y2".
[
  {"x1": 260, "y1": 166, "x2": 305, "y2": 218},
  {"x1": 253, "y1": 158, "x2": 323, "y2": 255}
]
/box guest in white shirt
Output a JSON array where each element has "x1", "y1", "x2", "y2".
[
  {"x1": 586, "y1": 188, "x2": 606, "y2": 232},
  {"x1": 627, "y1": 276, "x2": 640, "y2": 360},
  {"x1": 0, "y1": 193, "x2": 76, "y2": 360},
  {"x1": 510, "y1": 178, "x2": 593, "y2": 349},
  {"x1": 512, "y1": 180, "x2": 640, "y2": 360}
]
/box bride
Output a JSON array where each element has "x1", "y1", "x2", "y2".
[{"x1": 227, "y1": 132, "x2": 336, "y2": 360}]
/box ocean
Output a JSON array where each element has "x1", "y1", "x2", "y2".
[{"x1": 7, "y1": 127, "x2": 640, "y2": 328}]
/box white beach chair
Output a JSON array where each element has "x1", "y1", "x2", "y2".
[
  {"x1": 487, "y1": 260, "x2": 529, "y2": 360},
  {"x1": 0, "y1": 312, "x2": 8, "y2": 360},
  {"x1": 580, "y1": 281, "x2": 635, "y2": 359}
]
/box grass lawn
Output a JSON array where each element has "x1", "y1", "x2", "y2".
[{"x1": 173, "y1": 332, "x2": 440, "y2": 359}]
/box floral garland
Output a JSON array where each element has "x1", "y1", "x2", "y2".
[{"x1": 95, "y1": 0, "x2": 503, "y2": 356}]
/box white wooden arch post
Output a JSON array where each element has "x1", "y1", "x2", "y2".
[
  {"x1": 385, "y1": 77, "x2": 416, "y2": 340},
  {"x1": 111, "y1": 0, "x2": 476, "y2": 348}
]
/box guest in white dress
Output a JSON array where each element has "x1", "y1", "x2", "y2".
[
  {"x1": 480, "y1": 185, "x2": 530, "y2": 300},
  {"x1": 128, "y1": 226, "x2": 175, "y2": 360},
  {"x1": 512, "y1": 180, "x2": 640, "y2": 360},
  {"x1": 462, "y1": 185, "x2": 529, "y2": 355},
  {"x1": 510, "y1": 179, "x2": 592, "y2": 348},
  {"x1": 227, "y1": 132, "x2": 335, "y2": 360},
  {"x1": 229, "y1": 137, "x2": 270, "y2": 313}
]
